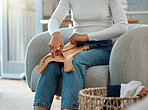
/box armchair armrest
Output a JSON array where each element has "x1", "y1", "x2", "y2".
[
  {"x1": 109, "y1": 27, "x2": 148, "y2": 86},
  {"x1": 25, "y1": 31, "x2": 51, "y2": 88}
]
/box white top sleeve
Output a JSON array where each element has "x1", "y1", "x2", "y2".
[
  {"x1": 87, "y1": 0, "x2": 128, "y2": 41},
  {"x1": 47, "y1": 0, "x2": 70, "y2": 36}
]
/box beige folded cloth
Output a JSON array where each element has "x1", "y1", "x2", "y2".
[{"x1": 37, "y1": 42, "x2": 90, "y2": 74}]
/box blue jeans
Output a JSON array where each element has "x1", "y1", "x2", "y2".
[{"x1": 33, "y1": 40, "x2": 112, "y2": 109}]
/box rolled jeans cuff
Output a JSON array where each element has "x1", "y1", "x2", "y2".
[{"x1": 33, "y1": 98, "x2": 51, "y2": 108}]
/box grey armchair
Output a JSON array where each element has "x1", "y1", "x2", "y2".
[{"x1": 25, "y1": 24, "x2": 148, "y2": 96}]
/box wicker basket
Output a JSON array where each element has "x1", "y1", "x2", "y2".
[{"x1": 78, "y1": 87, "x2": 140, "y2": 110}]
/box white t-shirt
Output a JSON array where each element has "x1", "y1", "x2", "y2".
[{"x1": 48, "y1": 0, "x2": 128, "y2": 41}]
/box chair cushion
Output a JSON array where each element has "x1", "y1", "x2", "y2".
[
  {"x1": 85, "y1": 65, "x2": 109, "y2": 88},
  {"x1": 30, "y1": 65, "x2": 109, "y2": 95}
]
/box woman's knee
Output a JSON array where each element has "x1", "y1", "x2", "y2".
[
  {"x1": 72, "y1": 55, "x2": 85, "y2": 66},
  {"x1": 43, "y1": 62, "x2": 61, "y2": 76},
  {"x1": 46, "y1": 62, "x2": 59, "y2": 68}
]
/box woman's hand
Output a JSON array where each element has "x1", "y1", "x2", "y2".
[
  {"x1": 68, "y1": 33, "x2": 89, "y2": 45},
  {"x1": 48, "y1": 32, "x2": 64, "y2": 58}
]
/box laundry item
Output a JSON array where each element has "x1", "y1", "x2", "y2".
[{"x1": 37, "y1": 42, "x2": 89, "y2": 74}]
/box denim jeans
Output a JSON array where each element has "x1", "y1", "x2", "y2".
[{"x1": 33, "y1": 40, "x2": 112, "y2": 109}]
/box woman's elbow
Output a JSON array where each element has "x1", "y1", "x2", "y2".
[{"x1": 119, "y1": 23, "x2": 128, "y2": 34}]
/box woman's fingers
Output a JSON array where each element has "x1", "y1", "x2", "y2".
[
  {"x1": 71, "y1": 37, "x2": 78, "y2": 45},
  {"x1": 68, "y1": 34, "x2": 75, "y2": 42},
  {"x1": 49, "y1": 42, "x2": 63, "y2": 57},
  {"x1": 69, "y1": 33, "x2": 89, "y2": 44},
  {"x1": 48, "y1": 43, "x2": 51, "y2": 48},
  {"x1": 58, "y1": 43, "x2": 64, "y2": 53},
  {"x1": 48, "y1": 31, "x2": 65, "y2": 57},
  {"x1": 48, "y1": 43, "x2": 51, "y2": 52},
  {"x1": 69, "y1": 33, "x2": 81, "y2": 45},
  {"x1": 68, "y1": 34, "x2": 74, "y2": 41},
  {"x1": 51, "y1": 46, "x2": 58, "y2": 58},
  {"x1": 69, "y1": 34, "x2": 78, "y2": 44},
  {"x1": 49, "y1": 43, "x2": 54, "y2": 53},
  {"x1": 71, "y1": 38, "x2": 75, "y2": 44}
]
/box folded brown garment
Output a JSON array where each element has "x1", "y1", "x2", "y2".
[
  {"x1": 137, "y1": 88, "x2": 148, "y2": 98},
  {"x1": 37, "y1": 42, "x2": 90, "y2": 74}
]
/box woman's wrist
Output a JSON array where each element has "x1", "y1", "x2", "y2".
[{"x1": 52, "y1": 31, "x2": 61, "y2": 37}]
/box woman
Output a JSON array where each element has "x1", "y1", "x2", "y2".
[{"x1": 34, "y1": 0, "x2": 128, "y2": 110}]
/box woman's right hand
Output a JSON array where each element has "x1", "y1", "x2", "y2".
[{"x1": 48, "y1": 32, "x2": 64, "y2": 58}]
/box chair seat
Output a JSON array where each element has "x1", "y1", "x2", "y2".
[{"x1": 30, "y1": 64, "x2": 109, "y2": 96}]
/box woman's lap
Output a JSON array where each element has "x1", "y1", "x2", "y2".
[
  {"x1": 34, "y1": 40, "x2": 112, "y2": 109},
  {"x1": 73, "y1": 47, "x2": 111, "y2": 68}
]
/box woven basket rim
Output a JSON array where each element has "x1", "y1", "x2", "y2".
[{"x1": 79, "y1": 87, "x2": 140, "y2": 100}]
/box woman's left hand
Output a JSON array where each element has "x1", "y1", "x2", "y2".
[{"x1": 68, "y1": 33, "x2": 89, "y2": 45}]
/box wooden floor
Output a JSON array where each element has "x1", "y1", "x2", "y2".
[{"x1": 0, "y1": 79, "x2": 61, "y2": 110}]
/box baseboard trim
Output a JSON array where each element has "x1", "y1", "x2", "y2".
[{"x1": 1, "y1": 73, "x2": 21, "y2": 79}]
